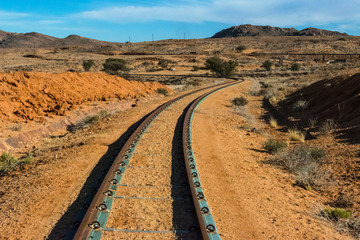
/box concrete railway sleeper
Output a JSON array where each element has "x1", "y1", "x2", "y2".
[{"x1": 71, "y1": 80, "x2": 242, "y2": 240}]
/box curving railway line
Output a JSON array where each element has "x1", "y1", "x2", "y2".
[{"x1": 69, "y1": 80, "x2": 242, "y2": 240}]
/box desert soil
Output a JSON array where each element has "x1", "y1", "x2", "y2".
[
  {"x1": 0, "y1": 82, "x2": 223, "y2": 240},
  {"x1": 192, "y1": 80, "x2": 354, "y2": 239}
]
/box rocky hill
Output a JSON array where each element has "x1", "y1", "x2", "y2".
[
  {"x1": 0, "y1": 30, "x2": 116, "y2": 48},
  {"x1": 212, "y1": 24, "x2": 349, "y2": 38}
]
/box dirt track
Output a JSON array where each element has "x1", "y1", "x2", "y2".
[{"x1": 192, "y1": 81, "x2": 353, "y2": 239}]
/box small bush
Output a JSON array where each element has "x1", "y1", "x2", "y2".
[
  {"x1": 264, "y1": 139, "x2": 287, "y2": 154},
  {"x1": 236, "y1": 45, "x2": 246, "y2": 52},
  {"x1": 270, "y1": 145, "x2": 327, "y2": 190},
  {"x1": 156, "y1": 88, "x2": 169, "y2": 96},
  {"x1": 232, "y1": 97, "x2": 248, "y2": 106},
  {"x1": 269, "y1": 117, "x2": 278, "y2": 128},
  {"x1": 82, "y1": 59, "x2": 94, "y2": 72},
  {"x1": 0, "y1": 153, "x2": 33, "y2": 175},
  {"x1": 262, "y1": 60, "x2": 273, "y2": 71},
  {"x1": 290, "y1": 63, "x2": 300, "y2": 71},
  {"x1": 205, "y1": 56, "x2": 238, "y2": 77},
  {"x1": 158, "y1": 59, "x2": 170, "y2": 68},
  {"x1": 288, "y1": 128, "x2": 305, "y2": 142},
  {"x1": 103, "y1": 58, "x2": 129, "y2": 75},
  {"x1": 322, "y1": 208, "x2": 351, "y2": 221},
  {"x1": 319, "y1": 119, "x2": 337, "y2": 135}
]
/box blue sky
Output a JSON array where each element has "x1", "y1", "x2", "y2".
[{"x1": 0, "y1": 0, "x2": 359, "y2": 42}]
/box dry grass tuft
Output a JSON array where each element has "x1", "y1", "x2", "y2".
[
  {"x1": 269, "y1": 117, "x2": 278, "y2": 128},
  {"x1": 288, "y1": 128, "x2": 305, "y2": 142},
  {"x1": 0, "y1": 152, "x2": 33, "y2": 175}
]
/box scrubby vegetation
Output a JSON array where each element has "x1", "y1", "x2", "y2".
[
  {"x1": 231, "y1": 97, "x2": 248, "y2": 106},
  {"x1": 205, "y1": 56, "x2": 238, "y2": 77},
  {"x1": 82, "y1": 59, "x2": 94, "y2": 72},
  {"x1": 156, "y1": 88, "x2": 169, "y2": 96},
  {"x1": 67, "y1": 110, "x2": 111, "y2": 132},
  {"x1": 264, "y1": 139, "x2": 287, "y2": 154},
  {"x1": 236, "y1": 45, "x2": 246, "y2": 52},
  {"x1": 288, "y1": 128, "x2": 305, "y2": 142},
  {"x1": 103, "y1": 58, "x2": 129, "y2": 75},
  {"x1": 262, "y1": 60, "x2": 273, "y2": 71},
  {"x1": 322, "y1": 208, "x2": 351, "y2": 221},
  {"x1": 0, "y1": 152, "x2": 33, "y2": 175},
  {"x1": 268, "y1": 145, "x2": 327, "y2": 190}
]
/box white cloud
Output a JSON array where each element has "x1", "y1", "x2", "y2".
[
  {"x1": 75, "y1": 0, "x2": 360, "y2": 29},
  {"x1": 0, "y1": 10, "x2": 30, "y2": 19}
]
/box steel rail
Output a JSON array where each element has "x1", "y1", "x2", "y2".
[
  {"x1": 72, "y1": 81, "x2": 235, "y2": 240},
  {"x1": 182, "y1": 80, "x2": 243, "y2": 240}
]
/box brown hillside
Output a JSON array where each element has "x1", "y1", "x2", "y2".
[
  {"x1": 0, "y1": 72, "x2": 168, "y2": 122},
  {"x1": 212, "y1": 24, "x2": 349, "y2": 38},
  {"x1": 282, "y1": 73, "x2": 360, "y2": 141}
]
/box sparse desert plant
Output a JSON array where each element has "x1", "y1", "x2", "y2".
[
  {"x1": 231, "y1": 97, "x2": 248, "y2": 106},
  {"x1": 82, "y1": 59, "x2": 94, "y2": 72},
  {"x1": 288, "y1": 128, "x2": 305, "y2": 142},
  {"x1": 342, "y1": 218, "x2": 360, "y2": 238},
  {"x1": 309, "y1": 118, "x2": 318, "y2": 128},
  {"x1": 269, "y1": 117, "x2": 278, "y2": 128},
  {"x1": 236, "y1": 45, "x2": 246, "y2": 52},
  {"x1": 205, "y1": 56, "x2": 238, "y2": 77},
  {"x1": 264, "y1": 139, "x2": 287, "y2": 154},
  {"x1": 156, "y1": 88, "x2": 169, "y2": 96},
  {"x1": 0, "y1": 152, "x2": 33, "y2": 175},
  {"x1": 322, "y1": 208, "x2": 351, "y2": 221},
  {"x1": 292, "y1": 100, "x2": 308, "y2": 111},
  {"x1": 270, "y1": 145, "x2": 327, "y2": 190},
  {"x1": 103, "y1": 58, "x2": 129, "y2": 75},
  {"x1": 158, "y1": 59, "x2": 170, "y2": 68},
  {"x1": 319, "y1": 119, "x2": 337, "y2": 135},
  {"x1": 262, "y1": 60, "x2": 273, "y2": 71},
  {"x1": 290, "y1": 62, "x2": 300, "y2": 71},
  {"x1": 67, "y1": 110, "x2": 111, "y2": 132},
  {"x1": 192, "y1": 65, "x2": 200, "y2": 71}
]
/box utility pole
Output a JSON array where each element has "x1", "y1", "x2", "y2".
[
  {"x1": 128, "y1": 36, "x2": 131, "y2": 42},
  {"x1": 152, "y1": 33, "x2": 154, "y2": 41},
  {"x1": 184, "y1": 32, "x2": 186, "y2": 40}
]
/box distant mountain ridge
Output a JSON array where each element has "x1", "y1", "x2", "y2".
[
  {"x1": 0, "y1": 30, "x2": 115, "y2": 48},
  {"x1": 212, "y1": 24, "x2": 349, "y2": 38}
]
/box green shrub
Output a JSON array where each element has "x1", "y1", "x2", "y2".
[
  {"x1": 205, "y1": 56, "x2": 238, "y2": 77},
  {"x1": 82, "y1": 59, "x2": 94, "y2": 72},
  {"x1": 156, "y1": 88, "x2": 169, "y2": 96},
  {"x1": 103, "y1": 58, "x2": 129, "y2": 75},
  {"x1": 290, "y1": 63, "x2": 300, "y2": 71},
  {"x1": 264, "y1": 139, "x2": 287, "y2": 154},
  {"x1": 319, "y1": 119, "x2": 337, "y2": 135},
  {"x1": 262, "y1": 60, "x2": 273, "y2": 71},
  {"x1": 322, "y1": 208, "x2": 351, "y2": 221},
  {"x1": 0, "y1": 153, "x2": 33, "y2": 175},
  {"x1": 236, "y1": 45, "x2": 246, "y2": 52},
  {"x1": 231, "y1": 97, "x2": 248, "y2": 106}
]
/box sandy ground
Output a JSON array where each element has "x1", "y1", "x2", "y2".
[
  {"x1": 192, "y1": 80, "x2": 354, "y2": 239},
  {"x1": 0, "y1": 83, "x2": 221, "y2": 240}
]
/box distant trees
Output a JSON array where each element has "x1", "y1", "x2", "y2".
[
  {"x1": 205, "y1": 56, "x2": 238, "y2": 77},
  {"x1": 103, "y1": 58, "x2": 129, "y2": 75},
  {"x1": 262, "y1": 60, "x2": 273, "y2": 71},
  {"x1": 82, "y1": 59, "x2": 94, "y2": 72}
]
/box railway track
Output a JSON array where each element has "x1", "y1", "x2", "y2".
[{"x1": 69, "y1": 80, "x2": 242, "y2": 240}]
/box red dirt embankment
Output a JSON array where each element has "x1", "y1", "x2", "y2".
[{"x1": 0, "y1": 72, "x2": 168, "y2": 122}]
